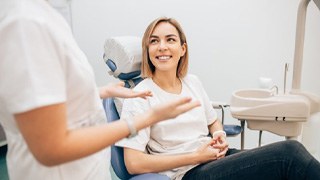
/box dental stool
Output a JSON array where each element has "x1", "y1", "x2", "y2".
[{"x1": 102, "y1": 36, "x2": 170, "y2": 180}]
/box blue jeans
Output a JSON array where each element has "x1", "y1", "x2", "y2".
[{"x1": 182, "y1": 140, "x2": 320, "y2": 180}]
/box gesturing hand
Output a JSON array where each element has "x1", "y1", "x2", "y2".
[
  {"x1": 150, "y1": 97, "x2": 200, "y2": 123},
  {"x1": 99, "y1": 81, "x2": 153, "y2": 99}
]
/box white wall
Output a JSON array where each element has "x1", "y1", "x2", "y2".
[{"x1": 70, "y1": 0, "x2": 320, "y2": 149}]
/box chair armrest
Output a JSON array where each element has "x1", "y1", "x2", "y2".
[{"x1": 210, "y1": 101, "x2": 230, "y2": 109}]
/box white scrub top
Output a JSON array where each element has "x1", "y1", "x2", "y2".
[{"x1": 0, "y1": 0, "x2": 111, "y2": 179}]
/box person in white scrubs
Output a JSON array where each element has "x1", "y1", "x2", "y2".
[{"x1": 0, "y1": 1, "x2": 200, "y2": 180}]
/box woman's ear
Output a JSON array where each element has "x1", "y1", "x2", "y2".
[{"x1": 180, "y1": 43, "x2": 187, "y2": 57}]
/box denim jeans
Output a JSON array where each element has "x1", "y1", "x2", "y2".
[{"x1": 182, "y1": 140, "x2": 320, "y2": 180}]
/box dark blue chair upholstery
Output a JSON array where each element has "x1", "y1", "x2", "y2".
[
  {"x1": 223, "y1": 125, "x2": 242, "y2": 136},
  {"x1": 219, "y1": 104, "x2": 243, "y2": 137},
  {"x1": 102, "y1": 98, "x2": 170, "y2": 180}
]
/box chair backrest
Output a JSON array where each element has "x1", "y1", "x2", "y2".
[
  {"x1": 102, "y1": 36, "x2": 145, "y2": 179},
  {"x1": 102, "y1": 98, "x2": 133, "y2": 179},
  {"x1": 103, "y1": 36, "x2": 142, "y2": 88}
]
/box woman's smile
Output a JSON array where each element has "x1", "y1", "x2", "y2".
[{"x1": 156, "y1": 55, "x2": 172, "y2": 61}]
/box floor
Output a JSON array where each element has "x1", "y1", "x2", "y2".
[{"x1": 0, "y1": 145, "x2": 9, "y2": 180}]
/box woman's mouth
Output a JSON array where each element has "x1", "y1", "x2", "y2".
[{"x1": 156, "y1": 55, "x2": 172, "y2": 61}]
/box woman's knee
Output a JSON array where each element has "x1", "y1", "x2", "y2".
[
  {"x1": 278, "y1": 140, "x2": 311, "y2": 160},
  {"x1": 283, "y1": 140, "x2": 304, "y2": 149},
  {"x1": 272, "y1": 140, "x2": 306, "y2": 156}
]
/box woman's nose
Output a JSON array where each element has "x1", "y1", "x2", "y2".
[{"x1": 158, "y1": 41, "x2": 168, "y2": 51}]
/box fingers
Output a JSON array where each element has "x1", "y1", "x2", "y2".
[
  {"x1": 117, "y1": 81, "x2": 125, "y2": 87},
  {"x1": 211, "y1": 141, "x2": 228, "y2": 150},
  {"x1": 196, "y1": 142, "x2": 220, "y2": 162},
  {"x1": 169, "y1": 97, "x2": 192, "y2": 106},
  {"x1": 210, "y1": 137, "x2": 229, "y2": 159},
  {"x1": 217, "y1": 147, "x2": 228, "y2": 159},
  {"x1": 172, "y1": 97, "x2": 200, "y2": 112},
  {"x1": 211, "y1": 142, "x2": 227, "y2": 149},
  {"x1": 177, "y1": 100, "x2": 200, "y2": 114},
  {"x1": 143, "y1": 90, "x2": 153, "y2": 97},
  {"x1": 136, "y1": 90, "x2": 153, "y2": 99}
]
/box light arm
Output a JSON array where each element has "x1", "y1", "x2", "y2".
[
  {"x1": 15, "y1": 97, "x2": 200, "y2": 166},
  {"x1": 124, "y1": 141, "x2": 221, "y2": 174},
  {"x1": 99, "y1": 81, "x2": 152, "y2": 99},
  {"x1": 15, "y1": 103, "x2": 154, "y2": 166}
]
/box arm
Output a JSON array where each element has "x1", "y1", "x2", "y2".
[
  {"x1": 15, "y1": 97, "x2": 200, "y2": 166},
  {"x1": 124, "y1": 141, "x2": 221, "y2": 174},
  {"x1": 99, "y1": 81, "x2": 152, "y2": 99},
  {"x1": 208, "y1": 118, "x2": 224, "y2": 136}
]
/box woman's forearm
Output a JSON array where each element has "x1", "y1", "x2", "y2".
[
  {"x1": 208, "y1": 118, "x2": 224, "y2": 136},
  {"x1": 124, "y1": 148, "x2": 198, "y2": 174}
]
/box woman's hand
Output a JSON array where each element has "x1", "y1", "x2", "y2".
[
  {"x1": 149, "y1": 97, "x2": 200, "y2": 124},
  {"x1": 211, "y1": 135, "x2": 229, "y2": 159},
  {"x1": 99, "y1": 81, "x2": 152, "y2": 99},
  {"x1": 193, "y1": 139, "x2": 220, "y2": 164}
]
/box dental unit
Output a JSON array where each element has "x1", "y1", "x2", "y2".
[{"x1": 230, "y1": 0, "x2": 320, "y2": 160}]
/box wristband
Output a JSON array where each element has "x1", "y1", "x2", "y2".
[
  {"x1": 212, "y1": 130, "x2": 226, "y2": 139},
  {"x1": 124, "y1": 117, "x2": 137, "y2": 138}
]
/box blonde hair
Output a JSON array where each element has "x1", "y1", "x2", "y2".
[{"x1": 141, "y1": 17, "x2": 189, "y2": 78}]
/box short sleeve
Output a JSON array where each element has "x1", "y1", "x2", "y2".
[
  {"x1": 189, "y1": 75, "x2": 217, "y2": 125},
  {"x1": 115, "y1": 97, "x2": 151, "y2": 152},
  {"x1": 0, "y1": 18, "x2": 66, "y2": 114}
]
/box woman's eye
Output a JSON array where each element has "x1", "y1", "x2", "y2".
[
  {"x1": 150, "y1": 39, "x2": 158, "y2": 44},
  {"x1": 168, "y1": 38, "x2": 176, "y2": 42}
]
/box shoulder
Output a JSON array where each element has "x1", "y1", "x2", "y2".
[
  {"x1": 1, "y1": 1, "x2": 47, "y2": 27},
  {"x1": 182, "y1": 74, "x2": 202, "y2": 85},
  {"x1": 0, "y1": 0, "x2": 67, "y2": 38},
  {"x1": 132, "y1": 78, "x2": 154, "y2": 91}
]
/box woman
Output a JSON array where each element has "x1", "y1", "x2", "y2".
[
  {"x1": 116, "y1": 17, "x2": 320, "y2": 180},
  {"x1": 0, "y1": 1, "x2": 199, "y2": 180}
]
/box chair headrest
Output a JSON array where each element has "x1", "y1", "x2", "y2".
[{"x1": 103, "y1": 36, "x2": 142, "y2": 83}]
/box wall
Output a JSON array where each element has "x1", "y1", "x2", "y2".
[{"x1": 70, "y1": 0, "x2": 320, "y2": 149}]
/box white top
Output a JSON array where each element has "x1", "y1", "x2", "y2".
[
  {"x1": 116, "y1": 75, "x2": 217, "y2": 180},
  {"x1": 0, "y1": 0, "x2": 110, "y2": 179}
]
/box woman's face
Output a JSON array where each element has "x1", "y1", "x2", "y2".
[{"x1": 148, "y1": 22, "x2": 186, "y2": 75}]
